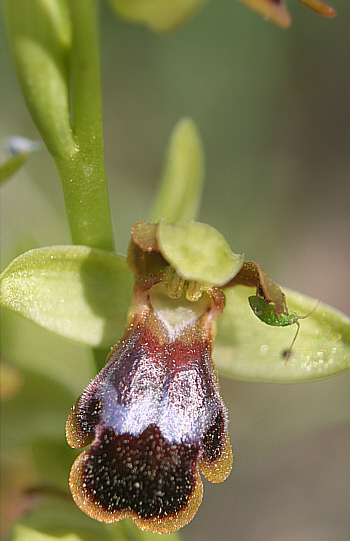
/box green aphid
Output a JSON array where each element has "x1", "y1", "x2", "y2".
[
  {"x1": 248, "y1": 295, "x2": 300, "y2": 327},
  {"x1": 248, "y1": 295, "x2": 319, "y2": 359}
]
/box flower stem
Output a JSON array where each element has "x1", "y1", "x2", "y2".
[{"x1": 57, "y1": 0, "x2": 115, "y2": 252}]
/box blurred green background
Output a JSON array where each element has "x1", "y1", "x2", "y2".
[{"x1": 1, "y1": 1, "x2": 349, "y2": 540}]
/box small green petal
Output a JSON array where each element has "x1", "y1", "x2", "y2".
[
  {"x1": 149, "y1": 117, "x2": 205, "y2": 223},
  {"x1": 157, "y1": 220, "x2": 244, "y2": 286},
  {"x1": 214, "y1": 286, "x2": 350, "y2": 382},
  {"x1": 0, "y1": 246, "x2": 133, "y2": 347},
  {"x1": 108, "y1": 0, "x2": 206, "y2": 33}
]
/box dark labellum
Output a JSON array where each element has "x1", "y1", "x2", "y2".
[{"x1": 66, "y1": 282, "x2": 232, "y2": 534}]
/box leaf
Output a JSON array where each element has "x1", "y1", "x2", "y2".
[
  {"x1": 0, "y1": 246, "x2": 134, "y2": 348},
  {"x1": 149, "y1": 117, "x2": 205, "y2": 223},
  {"x1": 214, "y1": 285, "x2": 350, "y2": 383},
  {"x1": 108, "y1": 0, "x2": 205, "y2": 33},
  {"x1": 157, "y1": 220, "x2": 244, "y2": 286}
]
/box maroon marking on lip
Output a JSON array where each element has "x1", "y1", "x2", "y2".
[
  {"x1": 202, "y1": 410, "x2": 225, "y2": 463},
  {"x1": 80, "y1": 425, "x2": 200, "y2": 519}
]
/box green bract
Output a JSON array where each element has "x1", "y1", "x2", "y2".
[
  {"x1": 157, "y1": 220, "x2": 244, "y2": 286},
  {"x1": 0, "y1": 246, "x2": 133, "y2": 348}
]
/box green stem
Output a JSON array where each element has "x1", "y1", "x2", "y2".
[
  {"x1": 57, "y1": 0, "x2": 115, "y2": 252},
  {"x1": 66, "y1": 0, "x2": 115, "y2": 370}
]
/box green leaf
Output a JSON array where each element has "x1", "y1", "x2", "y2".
[
  {"x1": 214, "y1": 285, "x2": 350, "y2": 382},
  {"x1": 157, "y1": 220, "x2": 244, "y2": 286},
  {"x1": 108, "y1": 0, "x2": 206, "y2": 33},
  {"x1": 0, "y1": 246, "x2": 134, "y2": 348},
  {"x1": 149, "y1": 117, "x2": 205, "y2": 223}
]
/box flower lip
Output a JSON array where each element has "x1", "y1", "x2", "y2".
[{"x1": 66, "y1": 285, "x2": 233, "y2": 533}]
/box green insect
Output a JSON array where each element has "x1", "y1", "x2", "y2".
[{"x1": 248, "y1": 295, "x2": 319, "y2": 359}]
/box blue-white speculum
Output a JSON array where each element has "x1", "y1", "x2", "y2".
[{"x1": 66, "y1": 221, "x2": 234, "y2": 534}]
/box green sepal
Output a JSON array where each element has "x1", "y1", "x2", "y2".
[
  {"x1": 0, "y1": 246, "x2": 133, "y2": 348},
  {"x1": 157, "y1": 220, "x2": 244, "y2": 286},
  {"x1": 214, "y1": 285, "x2": 350, "y2": 383},
  {"x1": 149, "y1": 117, "x2": 205, "y2": 223}
]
